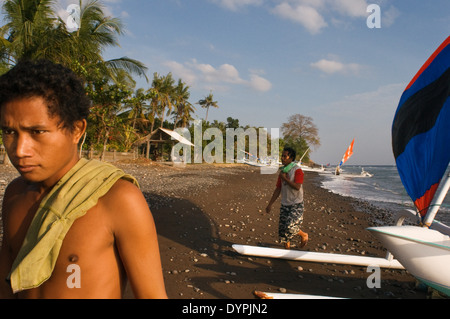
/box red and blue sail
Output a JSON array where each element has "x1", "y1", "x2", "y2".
[
  {"x1": 339, "y1": 139, "x2": 354, "y2": 167},
  {"x1": 392, "y1": 36, "x2": 450, "y2": 218}
]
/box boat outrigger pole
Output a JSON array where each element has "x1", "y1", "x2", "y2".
[
  {"x1": 299, "y1": 147, "x2": 310, "y2": 163},
  {"x1": 423, "y1": 171, "x2": 450, "y2": 227}
]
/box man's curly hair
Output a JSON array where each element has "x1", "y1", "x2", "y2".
[{"x1": 0, "y1": 59, "x2": 91, "y2": 130}]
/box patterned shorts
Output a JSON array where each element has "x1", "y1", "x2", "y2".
[{"x1": 279, "y1": 202, "x2": 304, "y2": 243}]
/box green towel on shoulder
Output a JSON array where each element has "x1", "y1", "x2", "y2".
[
  {"x1": 8, "y1": 158, "x2": 139, "y2": 293},
  {"x1": 281, "y1": 161, "x2": 298, "y2": 173}
]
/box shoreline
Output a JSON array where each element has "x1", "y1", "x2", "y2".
[{"x1": 0, "y1": 161, "x2": 428, "y2": 299}]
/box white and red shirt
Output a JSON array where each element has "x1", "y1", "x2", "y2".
[{"x1": 276, "y1": 165, "x2": 304, "y2": 206}]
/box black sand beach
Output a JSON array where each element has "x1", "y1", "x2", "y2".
[{"x1": 0, "y1": 161, "x2": 429, "y2": 299}]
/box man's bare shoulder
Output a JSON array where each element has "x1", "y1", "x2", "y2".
[
  {"x1": 2, "y1": 177, "x2": 29, "y2": 213},
  {"x1": 99, "y1": 178, "x2": 150, "y2": 219},
  {"x1": 4, "y1": 177, "x2": 28, "y2": 194},
  {"x1": 104, "y1": 178, "x2": 143, "y2": 203}
]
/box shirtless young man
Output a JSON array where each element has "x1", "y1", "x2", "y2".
[{"x1": 0, "y1": 60, "x2": 167, "y2": 299}]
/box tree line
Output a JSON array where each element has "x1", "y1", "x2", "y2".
[{"x1": 0, "y1": 0, "x2": 320, "y2": 164}]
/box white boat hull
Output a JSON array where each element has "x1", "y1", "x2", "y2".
[
  {"x1": 232, "y1": 244, "x2": 404, "y2": 269},
  {"x1": 368, "y1": 225, "x2": 450, "y2": 296},
  {"x1": 299, "y1": 165, "x2": 325, "y2": 173}
]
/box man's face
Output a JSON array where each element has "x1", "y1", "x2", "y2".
[
  {"x1": 1, "y1": 96, "x2": 84, "y2": 187},
  {"x1": 281, "y1": 150, "x2": 293, "y2": 166}
]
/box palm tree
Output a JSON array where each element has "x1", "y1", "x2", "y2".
[
  {"x1": 0, "y1": 0, "x2": 56, "y2": 65},
  {"x1": 158, "y1": 73, "x2": 175, "y2": 127},
  {"x1": 172, "y1": 79, "x2": 195, "y2": 128},
  {"x1": 148, "y1": 72, "x2": 175, "y2": 132},
  {"x1": 55, "y1": 0, "x2": 147, "y2": 83},
  {"x1": 128, "y1": 88, "x2": 150, "y2": 130},
  {"x1": 117, "y1": 88, "x2": 151, "y2": 151},
  {"x1": 0, "y1": 0, "x2": 147, "y2": 82},
  {"x1": 197, "y1": 92, "x2": 219, "y2": 122}
]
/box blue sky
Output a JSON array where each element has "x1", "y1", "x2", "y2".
[{"x1": 12, "y1": 0, "x2": 450, "y2": 164}]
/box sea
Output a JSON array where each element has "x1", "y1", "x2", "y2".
[{"x1": 318, "y1": 165, "x2": 450, "y2": 225}]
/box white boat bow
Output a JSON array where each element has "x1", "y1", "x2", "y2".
[{"x1": 368, "y1": 225, "x2": 450, "y2": 295}]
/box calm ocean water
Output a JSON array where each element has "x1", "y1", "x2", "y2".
[{"x1": 318, "y1": 165, "x2": 450, "y2": 225}]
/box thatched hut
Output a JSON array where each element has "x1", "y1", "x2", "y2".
[{"x1": 133, "y1": 127, "x2": 193, "y2": 161}]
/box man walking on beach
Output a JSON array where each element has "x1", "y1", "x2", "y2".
[
  {"x1": 0, "y1": 60, "x2": 167, "y2": 298},
  {"x1": 266, "y1": 147, "x2": 308, "y2": 249}
]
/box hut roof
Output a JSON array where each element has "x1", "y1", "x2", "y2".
[{"x1": 133, "y1": 127, "x2": 194, "y2": 147}]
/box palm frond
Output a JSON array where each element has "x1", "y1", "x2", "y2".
[{"x1": 104, "y1": 57, "x2": 148, "y2": 82}]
